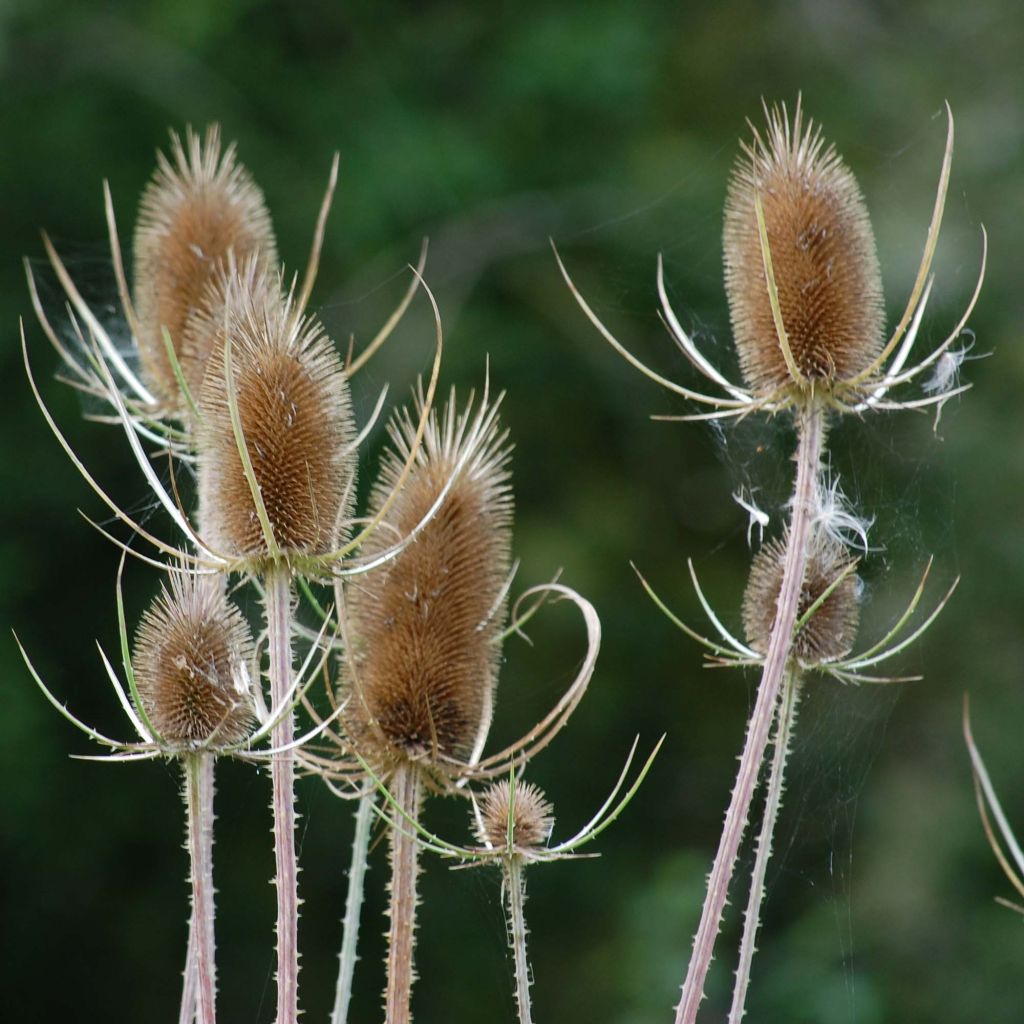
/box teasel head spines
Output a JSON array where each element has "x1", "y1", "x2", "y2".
[
  {"x1": 196, "y1": 256, "x2": 357, "y2": 572},
  {"x1": 474, "y1": 779, "x2": 555, "y2": 855},
  {"x1": 133, "y1": 572, "x2": 256, "y2": 750},
  {"x1": 342, "y1": 387, "x2": 513, "y2": 775},
  {"x1": 723, "y1": 98, "x2": 885, "y2": 404},
  {"x1": 133, "y1": 124, "x2": 277, "y2": 413}
]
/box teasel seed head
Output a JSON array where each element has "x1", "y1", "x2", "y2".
[
  {"x1": 743, "y1": 529, "x2": 860, "y2": 667},
  {"x1": 723, "y1": 99, "x2": 885, "y2": 401},
  {"x1": 196, "y1": 257, "x2": 357, "y2": 570},
  {"x1": 474, "y1": 779, "x2": 555, "y2": 853},
  {"x1": 133, "y1": 124, "x2": 277, "y2": 411},
  {"x1": 133, "y1": 573, "x2": 256, "y2": 749},
  {"x1": 343, "y1": 389, "x2": 513, "y2": 770}
]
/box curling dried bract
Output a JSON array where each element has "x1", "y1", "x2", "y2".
[
  {"x1": 133, "y1": 124, "x2": 277, "y2": 410},
  {"x1": 743, "y1": 530, "x2": 860, "y2": 666},
  {"x1": 133, "y1": 575, "x2": 255, "y2": 748},
  {"x1": 197, "y1": 260, "x2": 356, "y2": 567},
  {"x1": 343, "y1": 392, "x2": 513, "y2": 769},
  {"x1": 724, "y1": 100, "x2": 885, "y2": 398}
]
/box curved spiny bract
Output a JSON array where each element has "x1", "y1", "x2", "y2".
[
  {"x1": 743, "y1": 529, "x2": 860, "y2": 668},
  {"x1": 724, "y1": 99, "x2": 884, "y2": 401},
  {"x1": 343, "y1": 391, "x2": 513, "y2": 775},
  {"x1": 133, "y1": 124, "x2": 277, "y2": 411},
  {"x1": 133, "y1": 573, "x2": 255, "y2": 749},
  {"x1": 197, "y1": 260, "x2": 357, "y2": 572}
]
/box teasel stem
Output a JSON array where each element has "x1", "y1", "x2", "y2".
[
  {"x1": 179, "y1": 915, "x2": 198, "y2": 1024},
  {"x1": 505, "y1": 856, "x2": 534, "y2": 1024},
  {"x1": 384, "y1": 763, "x2": 424, "y2": 1024},
  {"x1": 266, "y1": 562, "x2": 299, "y2": 1024},
  {"x1": 331, "y1": 791, "x2": 375, "y2": 1024},
  {"x1": 728, "y1": 670, "x2": 803, "y2": 1024},
  {"x1": 676, "y1": 403, "x2": 825, "y2": 1024},
  {"x1": 184, "y1": 751, "x2": 217, "y2": 1024}
]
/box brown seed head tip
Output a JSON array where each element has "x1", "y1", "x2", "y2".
[
  {"x1": 133, "y1": 124, "x2": 277, "y2": 408},
  {"x1": 197, "y1": 258, "x2": 357, "y2": 566},
  {"x1": 723, "y1": 99, "x2": 885, "y2": 398},
  {"x1": 743, "y1": 530, "x2": 860, "y2": 666},
  {"x1": 474, "y1": 780, "x2": 555, "y2": 852},
  {"x1": 343, "y1": 389, "x2": 513, "y2": 766},
  {"x1": 133, "y1": 575, "x2": 256, "y2": 748}
]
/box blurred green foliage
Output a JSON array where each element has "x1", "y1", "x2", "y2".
[{"x1": 2, "y1": 1, "x2": 1021, "y2": 1021}]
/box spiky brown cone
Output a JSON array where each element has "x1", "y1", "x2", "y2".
[
  {"x1": 475, "y1": 780, "x2": 555, "y2": 852},
  {"x1": 133, "y1": 573, "x2": 255, "y2": 748},
  {"x1": 723, "y1": 99, "x2": 885, "y2": 399},
  {"x1": 196, "y1": 258, "x2": 356, "y2": 569},
  {"x1": 343, "y1": 392, "x2": 513, "y2": 770},
  {"x1": 743, "y1": 530, "x2": 860, "y2": 667},
  {"x1": 133, "y1": 124, "x2": 277, "y2": 410}
]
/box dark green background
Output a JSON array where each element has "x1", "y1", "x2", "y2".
[{"x1": 2, "y1": 2, "x2": 1021, "y2": 1021}]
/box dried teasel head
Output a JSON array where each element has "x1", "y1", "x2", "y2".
[
  {"x1": 342, "y1": 389, "x2": 513, "y2": 772},
  {"x1": 474, "y1": 779, "x2": 555, "y2": 853},
  {"x1": 133, "y1": 574, "x2": 256, "y2": 749},
  {"x1": 743, "y1": 529, "x2": 860, "y2": 667},
  {"x1": 723, "y1": 98, "x2": 885, "y2": 403},
  {"x1": 133, "y1": 124, "x2": 277, "y2": 411},
  {"x1": 196, "y1": 257, "x2": 357, "y2": 570}
]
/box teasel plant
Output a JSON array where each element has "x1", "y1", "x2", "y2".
[
  {"x1": 14, "y1": 560, "x2": 338, "y2": 1024},
  {"x1": 21, "y1": 123, "x2": 446, "y2": 1024},
  {"x1": 963, "y1": 699, "x2": 1024, "y2": 916},
  {"x1": 555, "y1": 96, "x2": 985, "y2": 1021},
  {"x1": 297, "y1": 385, "x2": 610, "y2": 1024}
]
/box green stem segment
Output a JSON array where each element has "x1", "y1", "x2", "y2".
[
  {"x1": 728, "y1": 672, "x2": 803, "y2": 1024},
  {"x1": 675, "y1": 405, "x2": 825, "y2": 1024},
  {"x1": 384, "y1": 763, "x2": 424, "y2": 1024},
  {"x1": 506, "y1": 856, "x2": 534, "y2": 1024},
  {"x1": 331, "y1": 791, "x2": 375, "y2": 1024},
  {"x1": 266, "y1": 563, "x2": 299, "y2": 1024},
  {"x1": 185, "y1": 751, "x2": 217, "y2": 1024}
]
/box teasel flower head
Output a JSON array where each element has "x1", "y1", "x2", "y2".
[
  {"x1": 743, "y1": 529, "x2": 860, "y2": 668},
  {"x1": 133, "y1": 124, "x2": 277, "y2": 412},
  {"x1": 556, "y1": 98, "x2": 984, "y2": 422},
  {"x1": 341, "y1": 387, "x2": 513, "y2": 775},
  {"x1": 196, "y1": 256, "x2": 357, "y2": 573},
  {"x1": 474, "y1": 778, "x2": 555, "y2": 854},
  {"x1": 723, "y1": 98, "x2": 885, "y2": 401},
  {"x1": 133, "y1": 573, "x2": 256, "y2": 750}
]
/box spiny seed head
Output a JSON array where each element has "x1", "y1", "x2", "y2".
[
  {"x1": 723, "y1": 99, "x2": 885, "y2": 399},
  {"x1": 197, "y1": 258, "x2": 357, "y2": 568},
  {"x1": 743, "y1": 530, "x2": 860, "y2": 666},
  {"x1": 474, "y1": 780, "x2": 555, "y2": 852},
  {"x1": 343, "y1": 390, "x2": 513, "y2": 769},
  {"x1": 133, "y1": 574, "x2": 255, "y2": 749},
  {"x1": 133, "y1": 124, "x2": 277, "y2": 411}
]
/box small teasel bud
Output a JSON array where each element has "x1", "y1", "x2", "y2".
[
  {"x1": 743, "y1": 530, "x2": 860, "y2": 666},
  {"x1": 723, "y1": 99, "x2": 885, "y2": 398},
  {"x1": 133, "y1": 124, "x2": 277, "y2": 409},
  {"x1": 133, "y1": 574, "x2": 256, "y2": 748},
  {"x1": 474, "y1": 780, "x2": 555, "y2": 852},
  {"x1": 196, "y1": 258, "x2": 356, "y2": 567},
  {"x1": 343, "y1": 392, "x2": 513, "y2": 766}
]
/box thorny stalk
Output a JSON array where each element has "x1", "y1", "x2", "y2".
[
  {"x1": 384, "y1": 763, "x2": 425, "y2": 1024},
  {"x1": 676, "y1": 404, "x2": 825, "y2": 1023},
  {"x1": 505, "y1": 856, "x2": 534, "y2": 1024},
  {"x1": 728, "y1": 671, "x2": 803, "y2": 1024},
  {"x1": 266, "y1": 564, "x2": 299, "y2": 1024},
  {"x1": 331, "y1": 791, "x2": 376, "y2": 1024},
  {"x1": 185, "y1": 751, "x2": 217, "y2": 1024}
]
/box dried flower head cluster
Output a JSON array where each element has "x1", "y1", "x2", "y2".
[
  {"x1": 342, "y1": 391, "x2": 513, "y2": 770},
  {"x1": 133, "y1": 574, "x2": 255, "y2": 748},
  {"x1": 197, "y1": 259, "x2": 357, "y2": 569},
  {"x1": 743, "y1": 529, "x2": 860, "y2": 666},
  {"x1": 723, "y1": 101, "x2": 885, "y2": 399},
  {"x1": 133, "y1": 125, "x2": 277, "y2": 410}
]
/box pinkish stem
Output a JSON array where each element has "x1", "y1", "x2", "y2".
[{"x1": 185, "y1": 751, "x2": 217, "y2": 1024}]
